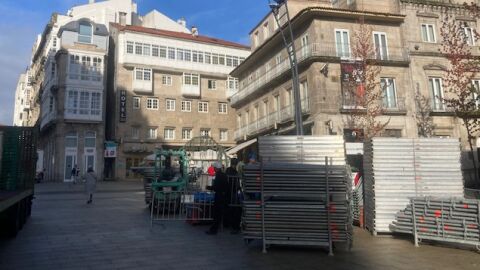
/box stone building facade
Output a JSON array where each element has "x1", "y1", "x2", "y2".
[
  {"x1": 38, "y1": 19, "x2": 109, "y2": 182},
  {"x1": 230, "y1": 0, "x2": 480, "y2": 155},
  {"x1": 106, "y1": 23, "x2": 250, "y2": 180}
]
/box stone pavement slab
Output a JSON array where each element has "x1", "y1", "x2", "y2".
[{"x1": 0, "y1": 183, "x2": 479, "y2": 270}]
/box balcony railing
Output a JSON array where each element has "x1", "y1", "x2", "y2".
[
  {"x1": 234, "y1": 98, "x2": 310, "y2": 140},
  {"x1": 231, "y1": 42, "x2": 409, "y2": 106},
  {"x1": 341, "y1": 96, "x2": 407, "y2": 114}
]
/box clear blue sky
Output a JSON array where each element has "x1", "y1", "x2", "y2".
[{"x1": 0, "y1": 0, "x2": 269, "y2": 125}]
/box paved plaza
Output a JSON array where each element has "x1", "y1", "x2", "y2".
[{"x1": 0, "y1": 181, "x2": 479, "y2": 270}]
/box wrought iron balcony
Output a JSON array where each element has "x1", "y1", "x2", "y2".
[
  {"x1": 231, "y1": 42, "x2": 409, "y2": 107},
  {"x1": 234, "y1": 98, "x2": 310, "y2": 140}
]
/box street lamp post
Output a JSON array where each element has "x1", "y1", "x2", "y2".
[{"x1": 269, "y1": 0, "x2": 304, "y2": 136}]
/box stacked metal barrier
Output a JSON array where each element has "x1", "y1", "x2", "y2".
[
  {"x1": 391, "y1": 197, "x2": 480, "y2": 249},
  {"x1": 258, "y1": 136, "x2": 346, "y2": 165},
  {"x1": 352, "y1": 175, "x2": 363, "y2": 225},
  {"x1": 364, "y1": 138, "x2": 464, "y2": 234},
  {"x1": 242, "y1": 160, "x2": 352, "y2": 254}
]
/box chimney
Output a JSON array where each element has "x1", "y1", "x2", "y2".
[
  {"x1": 191, "y1": 26, "x2": 198, "y2": 37},
  {"x1": 177, "y1": 18, "x2": 187, "y2": 28},
  {"x1": 119, "y1": 12, "x2": 127, "y2": 26},
  {"x1": 89, "y1": 0, "x2": 95, "y2": 4}
]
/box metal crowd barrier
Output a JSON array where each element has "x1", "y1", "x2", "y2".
[
  {"x1": 150, "y1": 189, "x2": 214, "y2": 226},
  {"x1": 390, "y1": 197, "x2": 480, "y2": 250}
]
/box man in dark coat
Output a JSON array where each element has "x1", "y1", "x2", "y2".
[{"x1": 206, "y1": 162, "x2": 229, "y2": 235}]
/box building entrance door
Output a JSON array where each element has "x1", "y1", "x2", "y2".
[
  {"x1": 85, "y1": 148, "x2": 96, "y2": 173},
  {"x1": 64, "y1": 151, "x2": 77, "y2": 182}
]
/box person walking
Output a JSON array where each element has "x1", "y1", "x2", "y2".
[
  {"x1": 71, "y1": 165, "x2": 79, "y2": 184},
  {"x1": 85, "y1": 167, "x2": 97, "y2": 204},
  {"x1": 206, "y1": 162, "x2": 229, "y2": 235}
]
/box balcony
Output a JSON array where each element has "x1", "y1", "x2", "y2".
[
  {"x1": 133, "y1": 79, "x2": 153, "y2": 94},
  {"x1": 181, "y1": 84, "x2": 201, "y2": 97},
  {"x1": 230, "y1": 42, "x2": 409, "y2": 107},
  {"x1": 341, "y1": 96, "x2": 407, "y2": 115},
  {"x1": 234, "y1": 98, "x2": 310, "y2": 141}
]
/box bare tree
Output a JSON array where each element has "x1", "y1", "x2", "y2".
[
  {"x1": 414, "y1": 83, "x2": 435, "y2": 138},
  {"x1": 440, "y1": 10, "x2": 480, "y2": 186},
  {"x1": 343, "y1": 18, "x2": 389, "y2": 140}
]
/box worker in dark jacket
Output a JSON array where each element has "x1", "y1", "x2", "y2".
[{"x1": 206, "y1": 162, "x2": 229, "y2": 235}]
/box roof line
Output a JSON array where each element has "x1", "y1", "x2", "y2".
[{"x1": 111, "y1": 23, "x2": 250, "y2": 50}]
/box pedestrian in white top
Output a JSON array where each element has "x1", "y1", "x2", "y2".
[{"x1": 85, "y1": 167, "x2": 97, "y2": 204}]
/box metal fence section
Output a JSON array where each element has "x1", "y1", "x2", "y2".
[
  {"x1": 242, "y1": 158, "x2": 352, "y2": 255},
  {"x1": 150, "y1": 188, "x2": 214, "y2": 225},
  {"x1": 258, "y1": 136, "x2": 346, "y2": 165},
  {"x1": 391, "y1": 197, "x2": 480, "y2": 250},
  {"x1": 364, "y1": 138, "x2": 464, "y2": 234}
]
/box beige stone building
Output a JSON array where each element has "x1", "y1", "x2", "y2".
[
  {"x1": 230, "y1": 0, "x2": 480, "y2": 185},
  {"x1": 106, "y1": 23, "x2": 250, "y2": 179}
]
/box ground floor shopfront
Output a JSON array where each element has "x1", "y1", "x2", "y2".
[{"x1": 38, "y1": 122, "x2": 105, "y2": 182}]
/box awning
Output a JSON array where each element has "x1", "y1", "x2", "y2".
[{"x1": 226, "y1": 138, "x2": 257, "y2": 157}]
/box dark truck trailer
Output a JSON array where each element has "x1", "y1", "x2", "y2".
[{"x1": 0, "y1": 127, "x2": 37, "y2": 238}]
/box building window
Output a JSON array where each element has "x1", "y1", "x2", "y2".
[
  {"x1": 219, "y1": 55, "x2": 225, "y2": 65},
  {"x1": 135, "y1": 42, "x2": 143, "y2": 55},
  {"x1": 204, "y1": 52, "x2": 211, "y2": 64},
  {"x1": 52, "y1": 37, "x2": 57, "y2": 49},
  {"x1": 166, "y1": 99, "x2": 175, "y2": 111},
  {"x1": 133, "y1": 97, "x2": 141, "y2": 109},
  {"x1": 65, "y1": 132, "x2": 78, "y2": 148},
  {"x1": 184, "y1": 50, "x2": 192, "y2": 61},
  {"x1": 254, "y1": 32, "x2": 259, "y2": 47},
  {"x1": 67, "y1": 90, "x2": 79, "y2": 114},
  {"x1": 78, "y1": 21, "x2": 92, "y2": 43},
  {"x1": 131, "y1": 127, "x2": 140, "y2": 139},
  {"x1": 164, "y1": 128, "x2": 175, "y2": 140},
  {"x1": 464, "y1": 26, "x2": 476, "y2": 46},
  {"x1": 226, "y1": 55, "x2": 233, "y2": 67},
  {"x1": 429, "y1": 77, "x2": 444, "y2": 111},
  {"x1": 143, "y1": 44, "x2": 151, "y2": 56},
  {"x1": 135, "y1": 68, "x2": 152, "y2": 81},
  {"x1": 373, "y1": 32, "x2": 389, "y2": 60},
  {"x1": 182, "y1": 128, "x2": 192, "y2": 140},
  {"x1": 152, "y1": 45, "x2": 159, "y2": 57},
  {"x1": 159, "y1": 46, "x2": 167, "y2": 58},
  {"x1": 168, "y1": 47, "x2": 176, "y2": 59},
  {"x1": 227, "y1": 77, "x2": 239, "y2": 91},
  {"x1": 146, "y1": 98, "x2": 159, "y2": 110},
  {"x1": 421, "y1": 24, "x2": 436, "y2": 43},
  {"x1": 85, "y1": 131, "x2": 96, "y2": 148},
  {"x1": 198, "y1": 101, "x2": 209, "y2": 113},
  {"x1": 380, "y1": 78, "x2": 397, "y2": 108},
  {"x1": 183, "y1": 73, "x2": 200, "y2": 86},
  {"x1": 335, "y1": 29, "x2": 350, "y2": 58},
  {"x1": 200, "y1": 129, "x2": 211, "y2": 137},
  {"x1": 219, "y1": 129, "x2": 228, "y2": 141},
  {"x1": 126, "y1": 42, "x2": 134, "y2": 54},
  {"x1": 472, "y1": 80, "x2": 480, "y2": 108},
  {"x1": 65, "y1": 89, "x2": 102, "y2": 117},
  {"x1": 181, "y1": 100, "x2": 192, "y2": 112},
  {"x1": 147, "y1": 128, "x2": 157, "y2": 140},
  {"x1": 212, "y1": 53, "x2": 219, "y2": 65},
  {"x1": 208, "y1": 80, "x2": 217, "y2": 90},
  {"x1": 177, "y1": 48, "x2": 184, "y2": 60},
  {"x1": 91, "y1": 92, "x2": 101, "y2": 115},
  {"x1": 162, "y1": 75, "x2": 172, "y2": 86},
  {"x1": 218, "y1": 102, "x2": 228, "y2": 114}
]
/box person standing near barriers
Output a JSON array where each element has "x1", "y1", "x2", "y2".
[
  {"x1": 226, "y1": 160, "x2": 241, "y2": 234},
  {"x1": 85, "y1": 167, "x2": 97, "y2": 204},
  {"x1": 206, "y1": 162, "x2": 229, "y2": 235}
]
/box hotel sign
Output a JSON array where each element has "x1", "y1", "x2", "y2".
[{"x1": 120, "y1": 90, "x2": 127, "y2": 122}]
